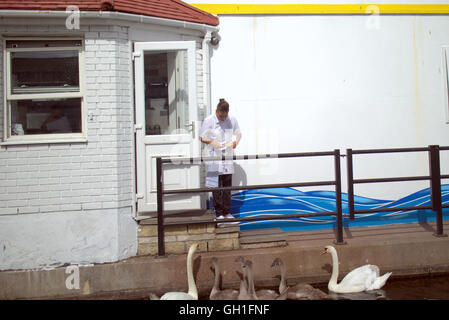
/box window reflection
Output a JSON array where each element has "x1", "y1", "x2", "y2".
[
  {"x1": 144, "y1": 51, "x2": 189, "y2": 136},
  {"x1": 10, "y1": 98, "x2": 82, "y2": 135},
  {"x1": 11, "y1": 50, "x2": 79, "y2": 94}
]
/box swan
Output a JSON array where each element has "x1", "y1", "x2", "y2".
[
  {"x1": 209, "y1": 257, "x2": 239, "y2": 300},
  {"x1": 271, "y1": 258, "x2": 330, "y2": 300},
  {"x1": 322, "y1": 245, "x2": 392, "y2": 294},
  {"x1": 245, "y1": 260, "x2": 288, "y2": 300},
  {"x1": 160, "y1": 243, "x2": 199, "y2": 300},
  {"x1": 235, "y1": 256, "x2": 251, "y2": 300}
]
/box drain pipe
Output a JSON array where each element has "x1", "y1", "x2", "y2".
[
  {"x1": 202, "y1": 30, "x2": 213, "y2": 116},
  {"x1": 202, "y1": 29, "x2": 220, "y2": 116}
]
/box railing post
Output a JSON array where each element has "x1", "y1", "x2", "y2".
[
  {"x1": 428, "y1": 145, "x2": 446, "y2": 237},
  {"x1": 156, "y1": 157, "x2": 166, "y2": 256},
  {"x1": 334, "y1": 149, "x2": 345, "y2": 244},
  {"x1": 346, "y1": 148, "x2": 355, "y2": 220}
]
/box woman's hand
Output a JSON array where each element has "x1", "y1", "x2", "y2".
[
  {"x1": 225, "y1": 141, "x2": 237, "y2": 149},
  {"x1": 210, "y1": 140, "x2": 223, "y2": 149}
]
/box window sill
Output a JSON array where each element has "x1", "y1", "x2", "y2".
[{"x1": 1, "y1": 137, "x2": 87, "y2": 146}]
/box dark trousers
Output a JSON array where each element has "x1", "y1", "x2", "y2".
[{"x1": 213, "y1": 174, "x2": 232, "y2": 216}]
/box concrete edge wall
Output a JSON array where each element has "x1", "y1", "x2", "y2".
[{"x1": 2, "y1": 234, "x2": 449, "y2": 299}]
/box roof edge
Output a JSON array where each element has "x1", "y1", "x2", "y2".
[{"x1": 0, "y1": 9, "x2": 219, "y2": 32}]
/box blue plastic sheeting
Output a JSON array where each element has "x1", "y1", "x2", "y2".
[{"x1": 223, "y1": 185, "x2": 449, "y2": 231}]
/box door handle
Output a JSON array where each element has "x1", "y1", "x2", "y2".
[{"x1": 184, "y1": 121, "x2": 195, "y2": 138}]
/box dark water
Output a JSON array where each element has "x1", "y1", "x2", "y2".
[
  {"x1": 81, "y1": 273, "x2": 449, "y2": 300},
  {"x1": 314, "y1": 273, "x2": 449, "y2": 300}
]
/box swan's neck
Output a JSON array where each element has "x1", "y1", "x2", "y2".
[
  {"x1": 238, "y1": 265, "x2": 248, "y2": 298},
  {"x1": 239, "y1": 275, "x2": 247, "y2": 295},
  {"x1": 187, "y1": 249, "x2": 198, "y2": 299},
  {"x1": 246, "y1": 265, "x2": 258, "y2": 300},
  {"x1": 328, "y1": 249, "x2": 339, "y2": 289},
  {"x1": 210, "y1": 261, "x2": 220, "y2": 297},
  {"x1": 279, "y1": 262, "x2": 287, "y2": 294}
]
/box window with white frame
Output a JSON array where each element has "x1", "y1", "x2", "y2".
[{"x1": 4, "y1": 39, "x2": 84, "y2": 140}]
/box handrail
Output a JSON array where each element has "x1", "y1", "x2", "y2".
[
  {"x1": 348, "y1": 147, "x2": 429, "y2": 154},
  {"x1": 346, "y1": 145, "x2": 448, "y2": 237},
  {"x1": 160, "y1": 151, "x2": 335, "y2": 164},
  {"x1": 156, "y1": 149, "x2": 344, "y2": 256},
  {"x1": 154, "y1": 145, "x2": 448, "y2": 256},
  {"x1": 162, "y1": 180, "x2": 336, "y2": 195}
]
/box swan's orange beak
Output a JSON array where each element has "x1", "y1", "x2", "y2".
[{"x1": 321, "y1": 249, "x2": 327, "y2": 255}]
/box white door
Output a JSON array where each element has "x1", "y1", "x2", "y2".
[{"x1": 134, "y1": 41, "x2": 201, "y2": 213}]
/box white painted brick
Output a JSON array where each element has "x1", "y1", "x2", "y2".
[
  {"x1": 85, "y1": 64, "x2": 96, "y2": 71},
  {"x1": 98, "y1": 44, "x2": 116, "y2": 51},
  {"x1": 19, "y1": 207, "x2": 39, "y2": 214},
  {"x1": 7, "y1": 158, "x2": 28, "y2": 166},
  {"x1": 86, "y1": 96, "x2": 100, "y2": 103},
  {"x1": 0, "y1": 208, "x2": 18, "y2": 215},
  {"x1": 84, "y1": 51, "x2": 96, "y2": 58},
  {"x1": 0, "y1": 23, "x2": 203, "y2": 221},
  {"x1": 27, "y1": 185, "x2": 43, "y2": 193},
  {"x1": 95, "y1": 64, "x2": 110, "y2": 71},
  {"x1": 39, "y1": 205, "x2": 60, "y2": 213},
  {"x1": 89, "y1": 26, "x2": 111, "y2": 32},
  {"x1": 85, "y1": 31, "x2": 100, "y2": 38},
  {"x1": 102, "y1": 202, "x2": 119, "y2": 209},
  {"x1": 99, "y1": 57, "x2": 116, "y2": 64},
  {"x1": 60, "y1": 204, "x2": 82, "y2": 211},
  {"x1": 49, "y1": 170, "x2": 71, "y2": 178},
  {"x1": 38, "y1": 178, "x2": 60, "y2": 186},
  {"x1": 96, "y1": 50, "x2": 117, "y2": 58},
  {"x1": 84, "y1": 38, "x2": 97, "y2": 45},
  {"x1": 82, "y1": 202, "x2": 102, "y2": 210},
  {"x1": 7, "y1": 200, "x2": 27, "y2": 208},
  {"x1": 29, "y1": 198, "x2": 60, "y2": 207},
  {"x1": 96, "y1": 76, "x2": 111, "y2": 83},
  {"x1": 0, "y1": 193, "x2": 15, "y2": 201},
  {"x1": 38, "y1": 190, "x2": 60, "y2": 200},
  {"x1": 60, "y1": 190, "x2": 82, "y2": 198},
  {"x1": 85, "y1": 76, "x2": 98, "y2": 84},
  {"x1": 48, "y1": 157, "x2": 71, "y2": 164},
  {"x1": 97, "y1": 90, "x2": 114, "y2": 97},
  {"x1": 62, "y1": 177, "x2": 82, "y2": 184},
  {"x1": 0, "y1": 180, "x2": 17, "y2": 187}
]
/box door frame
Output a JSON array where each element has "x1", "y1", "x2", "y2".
[{"x1": 134, "y1": 41, "x2": 201, "y2": 214}]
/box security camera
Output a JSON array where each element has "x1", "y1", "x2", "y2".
[{"x1": 210, "y1": 31, "x2": 221, "y2": 46}]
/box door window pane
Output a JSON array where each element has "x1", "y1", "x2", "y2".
[
  {"x1": 144, "y1": 51, "x2": 189, "y2": 135},
  {"x1": 10, "y1": 98, "x2": 82, "y2": 135}
]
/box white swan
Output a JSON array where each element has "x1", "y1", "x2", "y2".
[
  {"x1": 322, "y1": 245, "x2": 392, "y2": 294},
  {"x1": 209, "y1": 257, "x2": 239, "y2": 300},
  {"x1": 271, "y1": 258, "x2": 330, "y2": 300},
  {"x1": 160, "y1": 243, "x2": 199, "y2": 300}
]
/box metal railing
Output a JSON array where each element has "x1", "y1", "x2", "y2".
[
  {"x1": 156, "y1": 150, "x2": 344, "y2": 256},
  {"x1": 346, "y1": 145, "x2": 448, "y2": 237},
  {"x1": 154, "y1": 145, "x2": 448, "y2": 256}
]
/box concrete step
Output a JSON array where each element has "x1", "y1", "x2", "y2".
[{"x1": 239, "y1": 227, "x2": 287, "y2": 244}]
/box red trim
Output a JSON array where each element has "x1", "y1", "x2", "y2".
[{"x1": 0, "y1": 0, "x2": 219, "y2": 26}]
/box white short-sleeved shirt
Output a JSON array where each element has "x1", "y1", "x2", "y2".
[{"x1": 200, "y1": 113, "x2": 241, "y2": 187}]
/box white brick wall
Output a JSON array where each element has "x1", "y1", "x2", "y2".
[
  {"x1": 0, "y1": 24, "x2": 134, "y2": 216},
  {"x1": 0, "y1": 18, "x2": 212, "y2": 269}
]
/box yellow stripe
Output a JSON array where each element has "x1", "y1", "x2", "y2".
[{"x1": 189, "y1": 4, "x2": 449, "y2": 15}]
